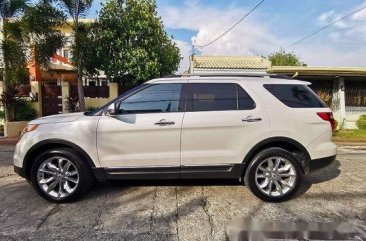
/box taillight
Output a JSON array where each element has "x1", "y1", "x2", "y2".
[{"x1": 317, "y1": 112, "x2": 335, "y2": 130}]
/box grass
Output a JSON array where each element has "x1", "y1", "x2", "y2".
[{"x1": 333, "y1": 129, "x2": 366, "y2": 141}]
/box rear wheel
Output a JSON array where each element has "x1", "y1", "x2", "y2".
[
  {"x1": 244, "y1": 147, "x2": 303, "y2": 202},
  {"x1": 30, "y1": 148, "x2": 94, "y2": 203}
]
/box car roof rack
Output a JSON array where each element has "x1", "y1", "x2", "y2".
[{"x1": 163, "y1": 73, "x2": 292, "y2": 79}]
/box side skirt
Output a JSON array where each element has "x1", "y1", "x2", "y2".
[{"x1": 92, "y1": 164, "x2": 244, "y2": 182}]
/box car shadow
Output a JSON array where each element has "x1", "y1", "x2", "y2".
[
  {"x1": 294, "y1": 159, "x2": 341, "y2": 198},
  {"x1": 86, "y1": 159, "x2": 341, "y2": 201}
]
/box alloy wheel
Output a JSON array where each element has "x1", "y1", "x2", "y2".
[
  {"x1": 37, "y1": 157, "x2": 79, "y2": 200},
  {"x1": 254, "y1": 156, "x2": 297, "y2": 197}
]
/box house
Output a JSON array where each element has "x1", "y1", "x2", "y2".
[
  {"x1": 268, "y1": 66, "x2": 366, "y2": 129},
  {"x1": 189, "y1": 55, "x2": 271, "y2": 74},
  {"x1": 1, "y1": 19, "x2": 115, "y2": 118},
  {"x1": 189, "y1": 55, "x2": 366, "y2": 129}
]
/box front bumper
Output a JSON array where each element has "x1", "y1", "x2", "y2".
[
  {"x1": 14, "y1": 165, "x2": 26, "y2": 178},
  {"x1": 308, "y1": 155, "x2": 336, "y2": 173}
]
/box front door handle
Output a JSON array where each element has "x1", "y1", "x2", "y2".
[
  {"x1": 154, "y1": 119, "x2": 175, "y2": 126},
  {"x1": 242, "y1": 116, "x2": 262, "y2": 122}
]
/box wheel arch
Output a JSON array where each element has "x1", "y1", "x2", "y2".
[
  {"x1": 23, "y1": 139, "x2": 96, "y2": 180},
  {"x1": 242, "y1": 137, "x2": 311, "y2": 175}
]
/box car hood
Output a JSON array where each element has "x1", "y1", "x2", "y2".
[{"x1": 29, "y1": 112, "x2": 85, "y2": 125}]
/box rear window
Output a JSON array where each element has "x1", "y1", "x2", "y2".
[{"x1": 263, "y1": 84, "x2": 327, "y2": 108}]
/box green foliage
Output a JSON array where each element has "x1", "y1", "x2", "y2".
[
  {"x1": 21, "y1": 2, "x2": 66, "y2": 68},
  {"x1": 2, "y1": 35, "x2": 29, "y2": 87},
  {"x1": 0, "y1": 0, "x2": 28, "y2": 18},
  {"x1": 65, "y1": 95, "x2": 80, "y2": 113},
  {"x1": 86, "y1": 106, "x2": 99, "y2": 112},
  {"x1": 72, "y1": 23, "x2": 101, "y2": 77},
  {"x1": 0, "y1": 109, "x2": 5, "y2": 120},
  {"x1": 13, "y1": 99, "x2": 37, "y2": 121},
  {"x1": 333, "y1": 129, "x2": 366, "y2": 140},
  {"x1": 1, "y1": 1, "x2": 64, "y2": 121},
  {"x1": 356, "y1": 115, "x2": 366, "y2": 129},
  {"x1": 58, "y1": 0, "x2": 92, "y2": 21},
  {"x1": 58, "y1": 0, "x2": 93, "y2": 111},
  {"x1": 333, "y1": 119, "x2": 339, "y2": 130},
  {"x1": 268, "y1": 49, "x2": 303, "y2": 66},
  {"x1": 95, "y1": 0, "x2": 181, "y2": 86}
]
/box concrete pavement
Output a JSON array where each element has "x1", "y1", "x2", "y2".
[{"x1": 0, "y1": 145, "x2": 365, "y2": 240}]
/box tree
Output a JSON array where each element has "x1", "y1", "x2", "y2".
[
  {"x1": 268, "y1": 49, "x2": 304, "y2": 66},
  {"x1": 72, "y1": 22, "x2": 100, "y2": 78},
  {"x1": 21, "y1": 2, "x2": 66, "y2": 68},
  {"x1": 0, "y1": 1, "x2": 65, "y2": 121},
  {"x1": 95, "y1": 0, "x2": 181, "y2": 88},
  {"x1": 58, "y1": 0, "x2": 93, "y2": 111},
  {"x1": 0, "y1": 0, "x2": 28, "y2": 121}
]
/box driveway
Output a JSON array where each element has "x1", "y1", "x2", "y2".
[{"x1": 0, "y1": 145, "x2": 365, "y2": 240}]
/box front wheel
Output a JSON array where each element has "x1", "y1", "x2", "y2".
[
  {"x1": 244, "y1": 147, "x2": 303, "y2": 202},
  {"x1": 30, "y1": 148, "x2": 94, "y2": 203}
]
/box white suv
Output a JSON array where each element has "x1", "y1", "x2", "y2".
[{"x1": 14, "y1": 76, "x2": 337, "y2": 203}]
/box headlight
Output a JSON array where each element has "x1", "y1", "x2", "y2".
[{"x1": 21, "y1": 124, "x2": 39, "y2": 137}]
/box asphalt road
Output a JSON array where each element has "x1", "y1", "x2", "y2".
[{"x1": 0, "y1": 145, "x2": 365, "y2": 241}]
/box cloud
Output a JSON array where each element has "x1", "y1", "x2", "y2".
[
  {"x1": 351, "y1": 1, "x2": 366, "y2": 20},
  {"x1": 160, "y1": 2, "x2": 281, "y2": 72},
  {"x1": 294, "y1": 44, "x2": 366, "y2": 67},
  {"x1": 159, "y1": 1, "x2": 366, "y2": 70},
  {"x1": 174, "y1": 39, "x2": 192, "y2": 73},
  {"x1": 317, "y1": 10, "x2": 348, "y2": 29}
]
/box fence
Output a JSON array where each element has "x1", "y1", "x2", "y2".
[
  {"x1": 16, "y1": 85, "x2": 31, "y2": 97},
  {"x1": 307, "y1": 79, "x2": 334, "y2": 108},
  {"x1": 70, "y1": 85, "x2": 110, "y2": 98},
  {"x1": 345, "y1": 80, "x2": 366, "y2": 115}
]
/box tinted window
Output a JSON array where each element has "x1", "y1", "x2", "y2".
[
  {"x1": 264, "y1": 84, "x2": 327, "y2": 108},
  {"x1": 238, "y1": 85, "x2": 256, "y2": 110},
  {"x1": 118, "y1": 84, "x2": 182, "y2": 114},
  {"x1": 185, "y1": 83, "x2": 255, "y2": 112}
]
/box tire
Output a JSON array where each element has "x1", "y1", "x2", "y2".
[
  {"x1": 244, "y1": 147, "x2": 303, "y2": 202},
  {"x1": 30, "y1": 148, "x2": 94, "y2": 203}
]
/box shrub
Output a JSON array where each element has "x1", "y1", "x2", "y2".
[
  {"x1": 86, "y1": 106, "x2": 100, "y2": 112},
  {"x1": 316, "y1": 90, "x2": 332, "y2": 107},
  {"x1": 65, "y1": 95, "x2": 80, "y2": 113},
  {"x1": 356, "y1": 115, "x2": 366, "y2": 129},
  {"x1": 0, "y1": 109, "x2": 5, "y2": 120},
  {"x1": 333, "y1": 119, "x2": 339, "y2": 130},
  {"x1": 14, "y1": 100, "x2": 37, "y2": 121}
]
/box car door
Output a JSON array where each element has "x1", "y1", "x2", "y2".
[
  {"x1": 97, "y1": 82, "x2": 185, "y2": 174},
  {"x1": 180, "y1": 80, "x2": 270, "y2": 177}
]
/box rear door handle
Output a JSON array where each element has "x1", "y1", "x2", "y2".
[
  {"x1": 154, "y1": 119, "x2": 175, "y2": 126},
  {"x1": 242, "y1": 116, "x2": 262, "y2": 122}
]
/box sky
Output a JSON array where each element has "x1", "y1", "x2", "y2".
[{"x1": 87, "y1": 0, "x2": 366, "y2": 72}]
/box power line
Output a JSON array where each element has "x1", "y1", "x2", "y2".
[
  {"x1": 196, "y1": 0, "x2": 265, "y2": 49},
  {"x1": 285, "y1": 5, "x2": 366, "y2": 49}
]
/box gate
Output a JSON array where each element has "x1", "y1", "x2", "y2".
[{"x1": 41, "y1": 82, "x2": 62, "y2": 116}]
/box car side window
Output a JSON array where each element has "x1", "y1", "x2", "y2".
[
  {"x1": 263, "y1": 84, "x2": 327, "y2": 108},
  {"x1": 118, "y1": 84, "x2": 183, "y2": 114},
  {"x1": 185, "y1": 83, "x2": 255, "y2": 112},
  {"x1": 238, "y1": 85, "x2": 256, "y2": 110}
]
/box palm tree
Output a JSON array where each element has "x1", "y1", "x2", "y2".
[
  {"x1": 1, "y1": 0, "x2": 66, "y2": 121},
  {"x1": 58, "y1": 0, "x2": 93, "y2": 111},
  {"x1": 0, "y1": 0, "x2": 28, "y2": 121}
]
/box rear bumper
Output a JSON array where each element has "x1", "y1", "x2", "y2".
[{"x1": 308, "y1": 155, "x2": 336, "y2": 173}]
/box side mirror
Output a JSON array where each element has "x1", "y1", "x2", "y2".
[{"x1": 105, "y1": 103, "x2": 117, "y2": 116}]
